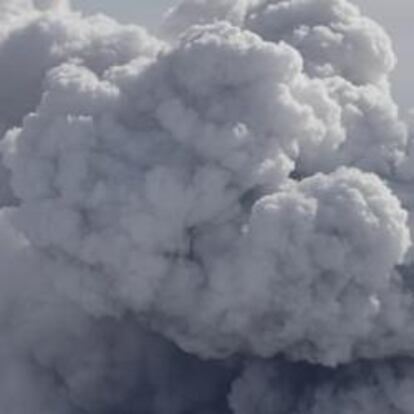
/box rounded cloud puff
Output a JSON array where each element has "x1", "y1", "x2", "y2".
[
  {"x1": 0, "y1": 4, "x2": 161, "y2": 134},
  {"x1": 238, "y1": 168, "x2": 409, "y2": 363},
  {"x1": 3, "y1": 24, "x2": 411, "y2": 365},
  {"x1": 165, "y1": 0, "x2": 396, "y2": 84}
]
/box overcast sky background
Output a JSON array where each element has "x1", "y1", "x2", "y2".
[{"x1": 71, "y1": 0, "x2": 412, "y2": 109}]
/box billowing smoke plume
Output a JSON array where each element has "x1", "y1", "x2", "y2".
[{"x1": 1, "y1": 0, "x2": 414, "y2": 412}]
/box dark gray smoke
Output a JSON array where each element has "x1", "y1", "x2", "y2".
[{"x1": 1, "y1": 0, "x2": 414, "y2": 413}]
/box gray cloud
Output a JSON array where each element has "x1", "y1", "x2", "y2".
[{"x1": 1, "y1": 0, "x2": 414, "y2": 413}]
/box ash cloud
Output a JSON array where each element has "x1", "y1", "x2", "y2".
[{"x1": 1, "y1": 0, "x2": 414, "y2": 413}]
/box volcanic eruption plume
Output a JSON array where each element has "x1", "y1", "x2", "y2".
[{"x1": 1, "y1": 0, "x2": 414, "y2": 412}]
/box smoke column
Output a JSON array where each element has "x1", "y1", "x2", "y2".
[{"x1": 1, "y1": 0, "x2": 414, "y2": 412}]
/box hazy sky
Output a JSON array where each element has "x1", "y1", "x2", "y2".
[{"x1": 71, "y1": 0, "x2": 412, "y2": 108}]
